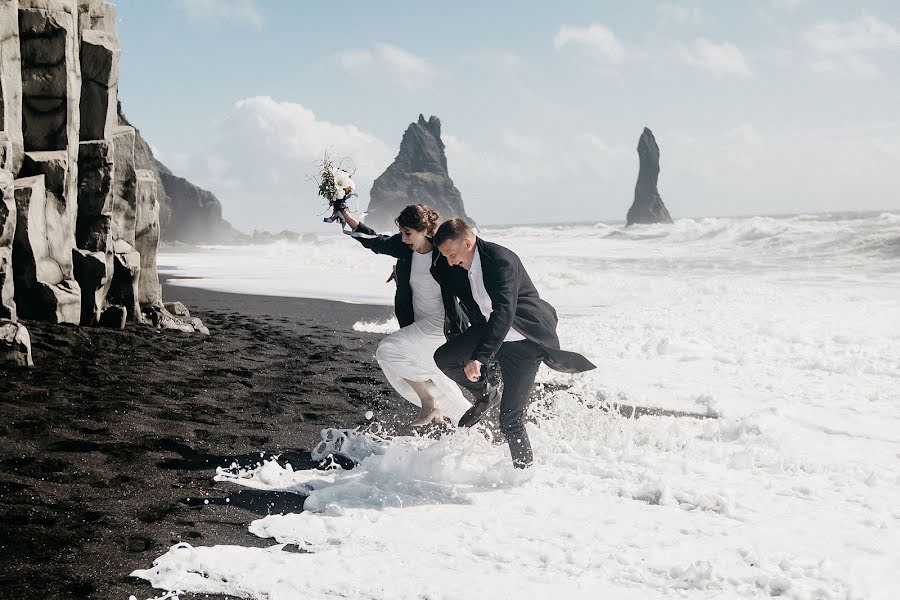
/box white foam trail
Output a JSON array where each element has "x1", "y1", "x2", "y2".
[
  {"x1": 134, "y1": 393, "x2": 898, "y2": 598},
  {"x1": 352, "y1": 317, "x2": 399, "y2": 333}
]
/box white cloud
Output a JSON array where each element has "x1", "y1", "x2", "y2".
[
  {"x1": 660, "y1": 122, "x2": 900, "y2": 216},
  {"x1": 771, "y1": 0, "x2": 809, "y2": 11},
  {"x1": 554, "y1": 23, "x2": 627, "y2": 64},
  {"x1": 804, "y1": 16, "x2": 900, "y2": 53},
  {"x1": 575, "y1": 133, "x2": 610, "y2": 153},
  {"x1": 873, "y1": 134, "x2": 900, "y2": 164},
  {"x1": 723, "y1": 123, "x2": 765, "y2": 172},
  {"x1": 657, "y1": 3, "x2": 703, "y2": 26},
  {"x1": 501, "y1": 130, "x2": 545, "y2": 157},
  {"x1": 727, "y1": 123, "x2": 764, "y2": 149},
  {"x1": 679, "y1": 38, "x2": 752, "y2": 77},
  {"x1": 442, "y1": 129, "x2": 638, "y2": 224},
  {"x1": 573, "y1": 133, "x2": 634, "y2": 180},
  {"x1": 177, "y1": 97, "x2": 393, "y2": 232},
  {"x1": 337, "y1": 43, "x2": 437, "y2": 90},
  {"x1": 462, "y1": 50, "x2": 524, "y2": 71},
  {"x1": 173, "y1": 0, "x2": 263, "y2": 29},
  {"x1": 802, "y1": 16, "x2": 900, "y2": 78},
  {"x1": 444, "y1": 134, "x2": 544, "y2": 186},
  {"x1": 810, "y1": 54, "x2": 881, "y2": 78}
]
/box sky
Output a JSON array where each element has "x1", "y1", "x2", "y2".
[{"x1": 113, "y1": 0, "x2": 900, "y2": 232}]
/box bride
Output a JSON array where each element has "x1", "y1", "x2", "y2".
[{"x1": 337, "y1": 204, "x2": 471, "y2": 426}]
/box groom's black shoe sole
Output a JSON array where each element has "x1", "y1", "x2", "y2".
[
  {"x1": 458, "y1": 361, "x2": 503, "y2": 428},
  {"x1": 458, "y1": 384, "x2": 501, "y2": 428}
]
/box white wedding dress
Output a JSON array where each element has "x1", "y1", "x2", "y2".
[{"x1": 374, "y1": 250, "x2": 472, "y2": 422}]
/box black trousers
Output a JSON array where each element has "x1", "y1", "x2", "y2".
[{"x1": 434, "y1": 326, "x2": 545, "y2": 468}]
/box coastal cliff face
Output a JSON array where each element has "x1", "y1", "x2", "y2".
[
  {"x1": 365, "y1": 114, "x2": 473, "y2": 231},
  {"x1": 626, "y1": 127, "x2": 673, "y2": 226},
  {"x1": 117, "y1": 104, "x2": 241, "y2": 244},
  {"x1": 0, "y1": 0, "x2": 203, "y2": 366}
]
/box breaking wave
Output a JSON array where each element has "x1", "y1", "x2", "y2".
[{"x1": 592, "y1": 212, "x2": 900, "y2": 262}]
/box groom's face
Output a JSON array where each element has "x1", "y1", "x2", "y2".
[{"x1": 437, "y1": 237, "x2": 476, "y2": 270}]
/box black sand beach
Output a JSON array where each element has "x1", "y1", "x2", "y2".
[{"x1": 0, "y1": 281, "x2": 401, "y2": 600}]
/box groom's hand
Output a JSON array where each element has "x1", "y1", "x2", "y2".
[{"x1": 464, "y1": 360, "x2": 482, "y2": 382}]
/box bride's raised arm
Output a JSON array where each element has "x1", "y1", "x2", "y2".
[{"x1": 337, "y1": 208, "x2": 407, "y2": 258}]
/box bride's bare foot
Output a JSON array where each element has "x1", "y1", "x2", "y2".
[{"x1": 410, "y1": 408, "x2": 443, "y2": 427}]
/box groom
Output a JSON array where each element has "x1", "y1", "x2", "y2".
[{"x1": 431, "y1": 219, "x2": 595, "y2": 468}]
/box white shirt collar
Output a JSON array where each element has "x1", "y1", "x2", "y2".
[{"x1": 469, "y1": 247, "x2": 482, "y2": 276}]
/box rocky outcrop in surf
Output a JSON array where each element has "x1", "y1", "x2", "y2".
[
  {"x1": 365, "y1": 115, "x2": 473, "y2": 231},
  {"x1": 626, "y1": 127, "x2": 673, "y2": 226}
]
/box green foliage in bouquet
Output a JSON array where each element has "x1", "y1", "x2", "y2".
[{"x1": 318, "y1": 154, "x2": 339, "y2": 201}]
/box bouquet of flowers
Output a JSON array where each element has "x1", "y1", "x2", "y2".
[{"x1": 316, "y1": 153, "x2": 356, "y2": 225}]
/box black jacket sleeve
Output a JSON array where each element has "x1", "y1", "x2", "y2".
[
  {"x1": 471, "y1": 257, "x2": 519, "y2": 364},
  {"x1": 349, "y1": 222, "x2": 407, "y2": 258}
]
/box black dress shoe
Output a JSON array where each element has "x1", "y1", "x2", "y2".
[{"x1": 459, "y1": 381, "x2": 500, "y2": 427}]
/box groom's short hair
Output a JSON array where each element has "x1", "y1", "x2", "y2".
[{"x1": 434, "y1": 219, "x2": 474, "y2": 246}]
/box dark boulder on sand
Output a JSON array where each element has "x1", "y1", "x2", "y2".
[
  {"x1": 0, "y1": 318, "x2": 32, "y2": 366},
  {"x1": 626, "y1": 127, "x2": 673, "y2": 226},
  {"x1": 365, "y1": 114, "x2": 473, "y2": 231}
]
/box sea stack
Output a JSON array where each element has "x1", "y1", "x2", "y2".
[
  {"x1": 626, "y1": 127, "x2": 673, "y2": 226},
  {"x1": 365, "y1": 114, "x2": 473, "y2": 231}
]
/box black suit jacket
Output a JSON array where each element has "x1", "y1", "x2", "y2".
[
  {"x1": 349, "y1": 222, "x2": 467, "y2": 335},
  {"x1": 432, "y1": 237, "x2": 595, "y2": 374}
]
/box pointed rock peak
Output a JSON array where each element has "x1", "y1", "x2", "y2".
[
  {"x1": 637, "y1": 127, "x2": 659, "y2": 158},
  {"x1": 639, "y1": 127, "x2": 656, "y2": 144},
  {"x1": 413, "y1": 114, "x2": 441, "y2": 139},
  {"x1": 425, "y1": 115, "x2": 441, "y2": 139},
  {"x1": 364, "y1": 115, "x2": 472, "y2": 231}
]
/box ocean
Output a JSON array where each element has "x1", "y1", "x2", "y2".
[{"x1": 137, "y1": 212, "x2": 900, "y2": 599}]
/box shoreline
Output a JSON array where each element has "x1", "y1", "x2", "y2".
[
  {"x1": 0, "y1": 281, "x2": 400, "y2": 600},
  {"x1": 160, "y1": 274, "x2": 395, "y2": 329}
]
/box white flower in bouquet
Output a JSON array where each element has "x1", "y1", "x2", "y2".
[
  {"x1": 333, "y1": 169, "x2": 355, "y2": 194},
  {"x1": 315, "y1": 152, "x2": 357, "y2": 225}
]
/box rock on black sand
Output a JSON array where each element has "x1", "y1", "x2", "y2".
[
  {"x1": 626, "y1": 127, "x2": 673, "y2": 226},
  {"x1": 365, "y1": 114, "x2": 473, "y2": 231}
]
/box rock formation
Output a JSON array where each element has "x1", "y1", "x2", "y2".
[
  {"x1": 365, "y1": 114, "x2": 472, "y2": 231},
  {"x1": 626, "y1": 127, "x2": 673, "y2": 226},
  {"x1": 117, "y1": 104, "x2": 242, "y2": 244},
  {"x1": 0, "y1": 0, "x2": 206, "y2": 366},
  {"x1": 155, "y1": 160, "x2": 239, "y2": 243},
  {"x1": 0, "y1": 318, "x2": 32, "y2": 366},
  {"x1": 1, "y1": 170, "x2": 15, "y2": 320}
]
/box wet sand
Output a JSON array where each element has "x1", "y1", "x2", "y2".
[{"x1": 0, "y1": 282, "x2": 402, "y2": 599}]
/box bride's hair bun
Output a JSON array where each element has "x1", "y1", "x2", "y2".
[{"x1": 396, "y1": 204, "x2": 441, "y2": 236}]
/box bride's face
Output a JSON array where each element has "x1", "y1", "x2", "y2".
[{"x1": 399, "y1": 226, "x2": 429, "y2": 252}]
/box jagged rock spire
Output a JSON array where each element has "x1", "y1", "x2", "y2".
[
  {"x1": 626, "y1": 127, "x2": 673, "y2": 226},
  {"x1": 365, "y1": 114, "x2": 473, "y2": 231}
]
